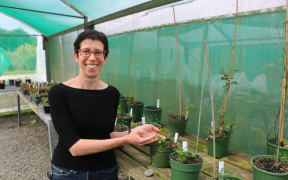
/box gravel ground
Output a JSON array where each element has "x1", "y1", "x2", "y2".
[
  {"x1": 0, "y1": 90, "x2": 128, "y2": 180},
  {"x1": 0, "y1": 114, "x2": 50, "y2": 180}
]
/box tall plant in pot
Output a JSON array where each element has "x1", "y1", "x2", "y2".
[
  {"x1": 127, "y1": 61, "x2": 144, "y2": 122},
  {"x1": 206, "y1": 69, "x2": 237, "y2": 159},
  {"x1": 251, "y1": 1, "x2": 288, "y2": 179},
  {"x1": 168, "y1": 103, "x2": 195, "y2": 137},
  {"x1": 144, "y1": 57, "x2": 162, "y2": 123},
  {"x1": 119, "y1": 93, "x2": 133, "y2": 114}
]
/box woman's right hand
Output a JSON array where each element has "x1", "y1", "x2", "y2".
[{"x1": 124, "y1": 124, "x2": 165, "y2": 146}]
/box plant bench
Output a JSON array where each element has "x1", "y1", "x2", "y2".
[
  {"x1": 117, "y1": 124, "x2": 253, "y2": 180},
  {"x1": 16, "y1": 89, "x2": 55, "y2": 160},
  {"x1": 116, "y1": 145, "x2": 210, "y2": 180}
]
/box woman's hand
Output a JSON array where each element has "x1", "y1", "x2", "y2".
[{"x1": 125, "y1": 124, "x2": 166, "y2": 146}]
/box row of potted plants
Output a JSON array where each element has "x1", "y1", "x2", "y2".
[{"x1": 19, "y1": 81, "x2": 57, "y2": 113}]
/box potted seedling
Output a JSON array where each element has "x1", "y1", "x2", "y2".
[
  {"x1": 251, "y1": 154, "x2": 288, "y2": 180},
  {"x1": 116, "y1": 113, "x2": 132, "y2": 129},
  {"x1": 251, "y1": 2, "x2": 288, "y2": 178},
  {"x1": 120, "y1": 93, "x2": 133, "y2": 114},
  {"x1": 0, "y1": 80, "x2": 5, "y2": 89},
  {"x1": 25, "y1": 79, "x2": 31, "y2": 84},
  {"x1": 42, "y1": 97, "x2": 50, "y2": 114},
  {"x1": 150, "y1": 136, "x2": 177, "y2": 168},
  {"x1": 206, "y1": 69, "x2": 237, "y2": 159},
  {"x1": 217, "y1": 168, "x2": 243, "y2": 180},
  {"x1": 15, "y1": 79, "x2": 21, "y2": 87},
  {"x1": 127, "y1": 100, "x2": 144, "y2": 122},
  {"x1": 144, "y1": 99, "x2": 162, "y2": 123},
  {"x1": 168, "y1": 103, "x2": 195, "y2": 137},
  {"x1": 169, "y1": 149, "x2": 203, "y2": 180}
]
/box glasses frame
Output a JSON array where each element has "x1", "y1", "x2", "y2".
[{"x1": 78, "y1": 48, "x2": 106, "y2": 58}]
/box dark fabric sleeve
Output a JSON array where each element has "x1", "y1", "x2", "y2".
[
  {"x1": 110, "y1": 87, "x2": 120, "y2": 133},
  {"x1": 48, "y1": 85, "x2": 80, "y2": 150}
]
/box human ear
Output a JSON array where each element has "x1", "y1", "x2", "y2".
[{"x1": 73, "y1": 52, "x2": 79, "y2": 63}]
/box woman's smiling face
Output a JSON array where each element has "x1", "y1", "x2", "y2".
[{"x1": 74, "y1": 39, "x2": 107, "y2": 79}]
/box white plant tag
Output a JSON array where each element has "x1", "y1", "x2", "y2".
[
  {"x1": 156, "y1": 99, "x2": 160, "y2": 108},
  {"x1": 57, "y1": 80, "x2": 59, "y2": 84},
  {"x1": 142, "y1": 116, "x2": 146, "y2": 125},
  {"x1": 182, "y1": 141, "x2": 188, "y2": 152},
  {"x1": 185, "y1": 110, "x2": 188, "y2": 120},
  {"x1": 174, "y1": 132, "x2": 178, "y2": 143},
  {"x1": 219, "y1": 161, "x2": 224, "y2": 174},
  {"x1": 51, "y1": 80, "x2": 54, "y2": 83},
  {"x1": 115, "y1": 117, "x2": 117, "y2": 125},
  {"x1": 130, "y1": 108, "x2": 133, "y2": 117}
]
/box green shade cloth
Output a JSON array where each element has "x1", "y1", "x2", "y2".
[
  {"x1": 0, "y1": 47, "x2": 11, "y2": 75},
  {"x1": 0, "y1": 0, "x2": 152, "y2": 36}
]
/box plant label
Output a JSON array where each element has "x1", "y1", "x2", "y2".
[
  {"x1": 115, "y1": 118, "x2": 117, "y2": 126},
  {"x1": 156, "y1": 99, "x2": 160, "y2": 108},
  {"x1": 185, "y1": 110, "x2": 188, "y2": 120},
  {"x1": 219, "y1": 161, "x2": 224, "y2": 174},
  {"x1": 130, "y1": 108, "x2": 133, "y2": 117},
  {"x1": 182, "y1": 141, "x2": 188, "y2": 152},
  {"x1": 174, "y1": 132, "x2": 178, "y2": 143},
  {"x1": 142, "y1": 117, "x2": 146, "y2": 125}
]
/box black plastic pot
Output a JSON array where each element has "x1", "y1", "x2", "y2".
[
  {"x1": 9, "y1": 79, "x2": 15, "y2": 86},
  {"x1": 0, "y1": 83, "x2": 5, "y2": 89},
  {"x1": 44, "y1": 106, "x2": 50, "y2": 114}
]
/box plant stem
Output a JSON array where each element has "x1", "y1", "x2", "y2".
[
  {"x1": 221, "y1": 0, "x2": 238, "y2": 129},
  {"x1": 276, "y1": 0, "x2": 288, "y2": 163},
  {"x1": 205, "y1": 40, "x2": 216, "y2": 179},
  {"x1": 172, "y1": 6, "x2": 182, "y2": 117}
]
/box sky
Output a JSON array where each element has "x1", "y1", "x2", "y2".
[{"x1": 0, "y1": 12, "x2": 40, "y2": 35}]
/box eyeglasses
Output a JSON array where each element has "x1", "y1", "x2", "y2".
[{"x1": 78, "y1": 48, "x2": 106, "y2": 58}]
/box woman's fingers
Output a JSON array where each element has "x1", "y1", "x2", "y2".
[
  {"x1": 151, "y1": 125, "x2": 160, "y2": 132},
  {"x1": 137, "y1": 133, "x2": 157, "y2": 145}
]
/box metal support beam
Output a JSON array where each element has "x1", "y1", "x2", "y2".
[
  {"x1": 0, "y1": 34, "x2": 42, "y2": 37},
  {"x1": 43, "y1": 36, "x2": 51, "y2": 81},
  {"x1": 48, "y1": 0, "x2": 184, "y2": 39},
  {"x1": 60, "y1": 0, "x2": 88, "y2": 30},
  {"x1": 0, "y1": 4, "x2": 83, "y2": 19}
]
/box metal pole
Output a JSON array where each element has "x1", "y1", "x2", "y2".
[{"x1": 17, "y1": 94, "x2": 21, "y2": 127}]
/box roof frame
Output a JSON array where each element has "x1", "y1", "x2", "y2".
[{"x1": 47, "y1": 0, "x2": 183, "y2": 39}]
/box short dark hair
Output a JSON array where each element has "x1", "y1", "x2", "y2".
[{"x1": 74, "y1": 30, "x2": 109, "y2": 57}]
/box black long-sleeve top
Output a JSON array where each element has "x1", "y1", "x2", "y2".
[{"x1": 48, "y1": 83, "x2": 120, "y2": 171}]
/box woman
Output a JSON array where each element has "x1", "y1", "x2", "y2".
[{"x1": 47, "y1": 30, "x2": 164, "y2": 180}]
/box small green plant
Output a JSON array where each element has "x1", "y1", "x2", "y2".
[
  {"x1": 175, "y1": 150, "x2": 196, "y2": 164},
  {"x1": 168, "y1": 102, "x2": 196, "y2": 120},
  {"x1": 126, "y1": 93, "x2": 134, "y2": 103},
  {"x1": 217, "y1": 168, "x2": 235, "y2": 180},
  {"x1": 152, "y1": 136, "x2": 178, "y2": 148},
  {"x1": 220, "y1": 69, "x2": 238, "y2": 89}
]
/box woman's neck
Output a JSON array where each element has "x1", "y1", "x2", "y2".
[{"x1": 64, "y1": 75, "x2": 108, "y2": 90}]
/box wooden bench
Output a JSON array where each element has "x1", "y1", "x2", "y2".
[
  {"x1": 15, "y1": 91, "x2": 253, "y2": 179},
  {"x1": 116, "y1": 125, "x2": 253, "y2": 180}
]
